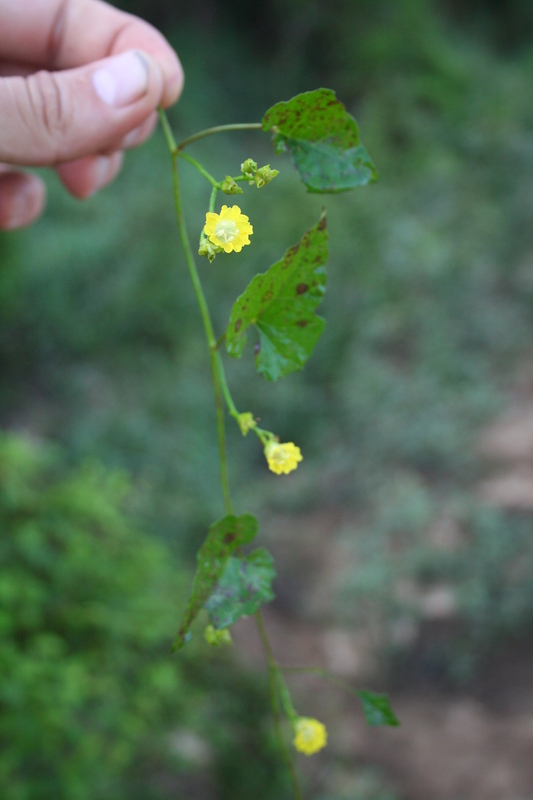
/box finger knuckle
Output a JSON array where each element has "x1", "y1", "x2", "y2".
[{"x1": 26, "y1": 71, "x2": 72, "y2": 154}]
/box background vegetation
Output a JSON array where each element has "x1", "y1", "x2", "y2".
[{"x1": 2, "y1": 0, "x2": 533, "y2": 797}]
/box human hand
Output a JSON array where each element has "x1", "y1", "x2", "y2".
[{"x1": 0, "y1": 0, "x2": 183, "y2": 230}]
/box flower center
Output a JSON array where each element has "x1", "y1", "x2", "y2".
[
  {"x1": 269, "y1": 445, "x2": 287, "y2": 463},
  {"x1": 298, "y1": 723, "x2": 314, "y2": 741},
  {"x1": 214, "y1": 219, "x2": 239, "y2": 244}
]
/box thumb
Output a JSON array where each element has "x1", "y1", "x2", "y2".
[{"x1": 0, "y1": 50, "x2": 165, "y2": 167}]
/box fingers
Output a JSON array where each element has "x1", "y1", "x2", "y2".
[
  {"x1": 0, "y1": 167, "x2": 46, "y2": 230},
  {"x1": 119, "y1": 111, "x2": 158, "y2": 151},
  {"x1": 54, "y1": 110, "x2": 156, "y2": 199},
  {"x1": 0, "y1": 49, "x2": 164, "y2": 166},
  {"x1": 0, "y1": 0, "x2": 184, "y2": 209},
  {"x1": 0, "y1": 0, "x2": 183, "y2": 109},
  {"x1": 0, "y1": 107, "x2": 151, "y2": 226},
  {"x1": 56, "y1": 151, "x2": 123, "y2": 199}
]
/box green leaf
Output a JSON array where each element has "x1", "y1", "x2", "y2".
[
  {"x1": 357, "y1": 691, "x2": 399, "y2": 727},
  {"x1": 173, "y1": 513, "x2": 258, "y2": 650},
  {"x1": 205, "y1": 548, "x2": 276, "y2": 628},
  {"x1": 262, "y1": 88, "x2": 377, "y2": 193},
  {"x1": 226, "y1": 211, "x2": 328, "y2": 381}
]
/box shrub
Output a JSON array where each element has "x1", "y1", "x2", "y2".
[{"x1": 0, "y1": 433, "x2": 193, "y2": 800}]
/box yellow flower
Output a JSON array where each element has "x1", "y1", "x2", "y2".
[
  {"x1": 204, "y1": 205, "x2": 253, "y2": 254},
  {"x1": 264, "y1": 441, "x2": 303, "y2": 475},
  {"x1": 293, "y1": 717, "x2": 327, "y2": 756}
]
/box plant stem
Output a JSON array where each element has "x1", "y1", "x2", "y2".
[
  {"x1": 160, "y1": 108, "x2": 301, "y2": 797},
  {"x1": 212, "y1": 354, "x2": 232, "y2": 515},
  {"x1": 281, "y1": 665, "x2": 365, "y2": 701},
  {"x1": 177, "y1": 150, "x2": 219, "y2": 188},
  {"x1": 158, "y1": 106, "x2": 177, "y2": 150},
  {"x1": 255, "y1": 611, "x2": 303, "y2": 800},
  {"x1": 177, "y1": 122, "x2": 263, "y2": 150},
  {"x1": 214, "y1": 352, "x2": 239, "y2": 419},
  {"x1": 209, "y1": 185, "x2": 218, "y2": 213},
  {"x1": 160, "y1": 109, "x2": 232, "y2": 514}
]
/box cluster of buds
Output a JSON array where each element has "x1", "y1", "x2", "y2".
[
  {"x1": 204, "y1": 624, "x2": 233, "y2": 647},
  {"x1": 198, "y1": 158, "x2": 279, "y2": 262},
  {"x1": 240, "y1": 157, "x2": 279, "y2": 188}
]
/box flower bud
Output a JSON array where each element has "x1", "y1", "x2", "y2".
[
  {"x1": 254, "y1": 165, "x2": 279, "y2": 188},
  {"x1": 198, "y1": 238, "x2": 223, "y2": 263},
  {"x1": 204, "y1": 624, "x2": 233, "y2": 646},
  {"x1": 240, "y1": 158, "x2": 258, "y2": 179},
  {"x1": 221, "y1": 175, "x2": 243, "y2": 195},
  {"x1": 237, "y1": 412, "x2": 256, "y2": 436}
]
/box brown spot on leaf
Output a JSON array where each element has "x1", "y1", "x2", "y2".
[
  {"x1": 318, "y1": 216, "x2": 327, "y2": 231},
  {"x1": 224, "y1": 533, "x2": 235, "y2": 544},
  {"x1": 262, "y1": 291, "x2": 273, "y2": 302},
  {"x1": 296, "y1": 283, "x2": 309, "y2": 295},
  {"x1": 287, "y1": 244, "x2": 299, "y2": 259},
  {"x1": 234, "y1": 319, "x2": 242, "y2": 333},
  {"x1": 296, "y1": 320, "x2": 309, "y2": 328}
]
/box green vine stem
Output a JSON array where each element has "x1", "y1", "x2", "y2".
[
  {"x1": 209, "y1": 185, "x2": 218, "y2": 213},
  {"x1": 159, "y1": 108, "x2": 303, "y2": 799},
  {"x1": 158, "y1": 109, "x2": 232, "y2": 514},
  {"x1": 282, "y1": 665, "x2": 369, "y2": 701},
  {"x1": 176, "y1": 122, "x2": 263, "y2": 151},
  {"x1": 177, "y1": 150, "x2": 219, "y2": 188},
  {"x1": 255, "y1": 610, "x2": 303, "y2": 800}
]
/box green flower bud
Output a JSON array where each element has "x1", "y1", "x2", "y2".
[
  {"x1": 237, "y1": 412, "x2": 256, "y2": 436},
  {"x1": 204, "y1": 624, "x2": 233, "y2": 646},
  {"x1": 240, "y1": 158, "x2": 258, "y2": 179},
  {"x1": 221, "y1": 176, "x2": 243, "y2": 195},
  {"x1": 198, "y1": 238, "x2": 223, "y2": 263},
  {"x1": 254, "y1": 165, "x2": 279, "y2": 188}
]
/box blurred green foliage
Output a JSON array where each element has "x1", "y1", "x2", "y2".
[
  {"x1": 0, "y1": 433, "x2": 286, "y2": 799},
  {"x1": 0, "y1": 433, "x2": 193, "y2": 799}
]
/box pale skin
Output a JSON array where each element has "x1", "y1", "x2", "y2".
[{"x1": 0, "y1": 0, "x2": 184, "y2": 229}]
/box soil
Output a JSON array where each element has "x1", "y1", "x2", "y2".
[{"x1": 232, "y1": 375, "x2": 533, "y2": 800}]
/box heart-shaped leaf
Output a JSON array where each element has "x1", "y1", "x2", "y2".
[
  {"x1": 226, "y1": 212, "x2": 327, "y2": 381},
  {"x1": 262, "y1": 88, "x2": 377, "y2": 193},
  {"x1": 173, "y1": 513, "x2": 258, "y2": 650},
  {"x1": 205, "y1": 548, "x2": 276, "y2": 629}
]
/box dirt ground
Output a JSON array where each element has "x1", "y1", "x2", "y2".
[
  {"x1": 234, "y1": 610, "x2": 533, "y2": 800},
  {"x1": 233, "y1": 372, "x2": 533, "y2": 800}
]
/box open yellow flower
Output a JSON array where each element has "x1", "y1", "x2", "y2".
[
  {"x1": 204, "y1": 205, "x2": 253, "y2": 254},
  {"x1": 264, "y1": 441, "x2": 302, "y2": 475},
  {"x1": 293, "y1": 717, "x2": 327, "y2": 755}
]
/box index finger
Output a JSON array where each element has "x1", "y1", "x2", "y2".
[{"x1": 0, "y1": 0, "x2": 183, "y2": 107}]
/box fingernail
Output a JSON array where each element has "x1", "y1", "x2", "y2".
[{"x1": 92, "y1": 50, "x2": 149, "y2": 107}]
